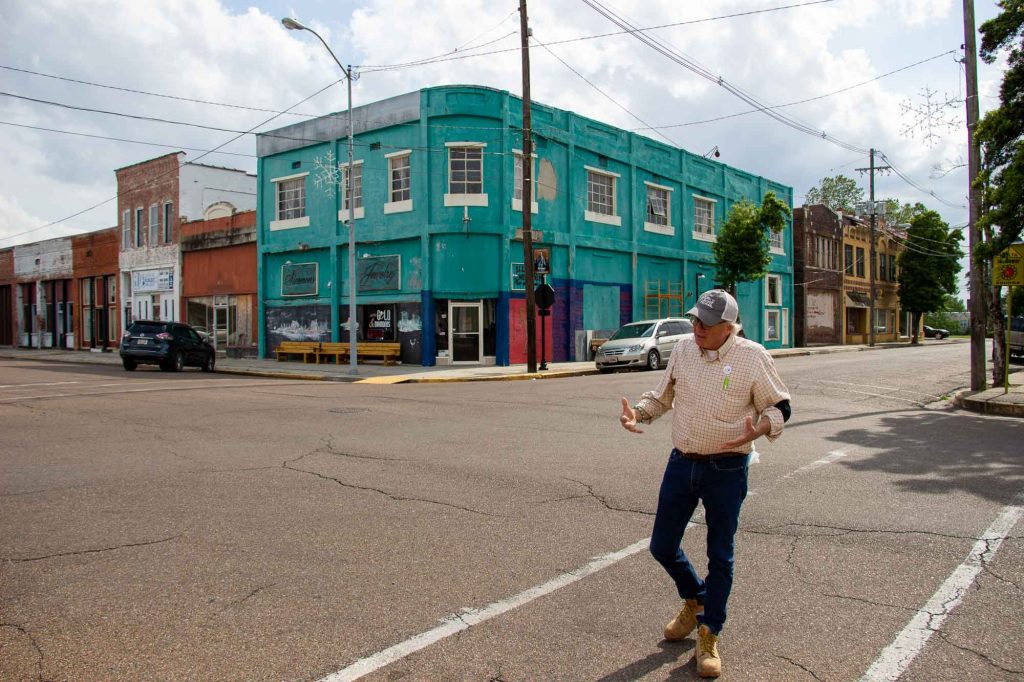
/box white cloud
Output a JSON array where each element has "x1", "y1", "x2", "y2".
[{"x1": 0, "y1": 0, "x2": 1008, "y2": 251}]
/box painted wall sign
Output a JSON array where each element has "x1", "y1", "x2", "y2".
[
  {"x1": 357, "y1": 255, "x2": 400, "y2": 292},
  {"x1": 510, "y1": 263, "x2": 543, "y2": 292},
  {"x1": 132, "y1": 268, "x2": 174, "y2": 293},
  {"x1": 281, "y1": 262, "x2": 318, "y2": 296}
]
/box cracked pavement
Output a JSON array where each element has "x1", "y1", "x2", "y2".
[{"x1": 1, "y1": 345, "x2": 1022, "y2": 681}]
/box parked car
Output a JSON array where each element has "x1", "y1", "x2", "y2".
[
  {"x1": 1010, "y1": 316, "x2": 1024, "y2": 359},
  {"x1": 120, "y1": 320, "x2": 216, "y2": 372},
  {"x1": 594, "y1": 318, "x2": 693, "y2": 373},
  {"x1": 923, "y1": 325, "x2": 950, "y2": 340}
]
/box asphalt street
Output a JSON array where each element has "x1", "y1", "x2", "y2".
[{"x1": 1, "y1": 343, "x2": 1021, "y2": 681}]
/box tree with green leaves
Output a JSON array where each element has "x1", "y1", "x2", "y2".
[
  {"x1": 897, "y1": 210, "x2": 964, "y2": 345},
  {"x1": 976, "y1": 0, "x2": 1024, "y2": 385},
  {"x1": 882, "y1": 199, "x2": 927, "y2": 226},
  {"x1": 712, "y1": 192, "x2": 791, "y2": 295},
  {"x1": 804, "y1": 175, "x2": 864, "y2": 212}
]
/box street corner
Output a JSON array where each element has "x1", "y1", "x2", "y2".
[{"x1": 953, "y1": 386, "x2": 1024, "y2": 418}]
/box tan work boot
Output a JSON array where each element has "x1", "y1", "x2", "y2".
[
  {"x1": 696, "y1": 624, "x2": 722, "y2": 678},
  {"x1": 664, "y1": 599, "x2": 703, "y2": 641}
]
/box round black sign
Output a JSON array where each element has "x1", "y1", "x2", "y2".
[{"x1": 535, "y1": 283, "x2": 555, "y2": 310}]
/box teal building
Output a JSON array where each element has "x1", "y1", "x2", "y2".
[{"x1": 256, "y1": 85, "x2": 793, "y2": 365}]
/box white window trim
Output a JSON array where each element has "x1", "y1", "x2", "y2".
[
  {"x1": 782, "y1": 308, "x2": 790, "y2": 345},
  {"x1": 770, "y1": 229, "x2": 786, "y2": 255},
  {"x1": 270, "y1": 171, "x2": 309, "y2": 230},
  {"x1": 765, "y1": 309, "x2": 781, "y2": 342},
  {"x1": 339, "y1": 160, "x2": 365, "y2": 221},
  {"x1": 383, "y1": 199, "x2": 413, "y2": 215},
  {"x1": 162, "y1": 201, "x2": 173, "y2": 243},
  {"x1": 643, "y1": 181, "x2": 674, "y2": 235},
  {"x1": 338, "y1": 207, "x2": 365, "y2": 221},
  {"x1": 446, "y1": 142, "x2": 486, "y2": 204},
  {"x1": 765, "y1": 274, "x2": 782, "y2": 307},
  {"x1": 584, "y1": 166, "x2": 620, "y2": 226},
  {"x1": 149, "y1": 204, "x2": 160, "y2": 245},
  {"x1": 692, "y1": 194, "x2": 717, "y2": 240},
  {"x1": 385, "y1": 150, "x2": 412, "y2": 213},
  {"x1": 512, "y1": 149, "x2": 539, "y2": 214}
]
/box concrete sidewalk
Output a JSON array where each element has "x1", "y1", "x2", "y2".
[{"x1": 8, "y1": 337, "x2": 1021, "y2": 416}]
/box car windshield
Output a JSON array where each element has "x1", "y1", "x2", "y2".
[
  {"x1": 128, "y1": 323, "x2": 168, "y2": 335},
  {"x1": 609, "y1": 323, "x2": 656, "y2": 340}
]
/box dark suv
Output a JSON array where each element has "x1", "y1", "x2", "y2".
[{"x1": 120, "y1": 321, "x2": 215, "y2": 372}]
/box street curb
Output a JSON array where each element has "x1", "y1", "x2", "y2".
[
  {"x1": 953, "y1": 390, "x2": 1024, "y2": 418},
  {"x1": 214, "y1": 367, "x2": 333, "y2": 382},
  {"x1": 404, "y1": 368, "x2": 600, "y2": 383}
]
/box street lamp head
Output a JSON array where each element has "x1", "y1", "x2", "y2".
[
  {"x1": 281, "y1": 17, "x2": 307, "y2": 31},
  {"x1": 697, "y1": 273, "x2": 706, "y2": 280}
]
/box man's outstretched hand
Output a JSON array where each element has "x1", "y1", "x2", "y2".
[
  {"x1": 620, "y1": 397, "x2": 643, "y2": 433},
  {"x1": 719, "y1": 415, "x2": 769, "y2": 450}
]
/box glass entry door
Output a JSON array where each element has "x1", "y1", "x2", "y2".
[
  {"x1": 213, "y1": 297, "x2": 230, "y2": 350},
  {"x1": 449, "y1": 301, "x2": 482, "y2": 363}
]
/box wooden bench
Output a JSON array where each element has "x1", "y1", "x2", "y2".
[
  {"x1": 316, "y1": 341, "x2": 402, "y2": 366},
  {"x1": 274, "y1": 341, "x2": 320, "y2": 363},
  {"x1": 317, "y1": 342, "x2": 350, "y2": 364}
]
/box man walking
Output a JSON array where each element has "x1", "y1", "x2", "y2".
[{"x1": 619, "y1": 290, "x2": 791, "y2": 678}]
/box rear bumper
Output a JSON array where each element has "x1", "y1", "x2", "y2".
[{"x1": 120, "y1": 347, "x2": 172, "y2": 365}]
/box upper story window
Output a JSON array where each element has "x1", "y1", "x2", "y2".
[
  {"x1": 844, "y1": 244, "x2": 854, "y2": 275},
  {"x1": 584, "y1": 166, "x2": 620, "y2": 226},
  {"x1": 163, "y1": 202, "x2": 173, "y2": 243},
  {"x1": 693, "y1": 196, "x2": 716, "y2": 240},
  {"x1": 513, "y1": 151, "x2": 538, "y2": 213},
  {"x1": 765, "y1": 274, "x2": 782, "y2": 306},
  {"x1": 135, "y1": 207, "x2": 144, "y2": 247},
  {"x1": 340, "y1": 161, "x2": 364, "y2": 221},
  {"x1": 270, "y1": 172, "x2": 310, "y2": 231},
  {"x1": 444, "y1": 143, "x2": 488, "y2": 207},
  {"x1": 770, "y1": 227, "x2": 784, "y2": 253},
  {"x1": 879, "y1": 253, "x2": 887, "y2": 281},
  {"x1": 644, "y1": 182, "x2": 673, "y2": 235},
  {"x1": 811, "y1": 235, "x2": 837, "y2": 270},
  {"x1": 385, "y1": 150, "x2": 412, "y2": 214},
  {"x1": 855, "y1": 246, "x2": 865, "y2": 278},
  {"x1": 889, "y1": 254, "x2": 897, "y2": 280},
  {"x1": 149, "y1": 204, "x2": 160, "y2": 245},
  {"x1": 122, "y1": 210, "x2": 131, "y2": 249}
]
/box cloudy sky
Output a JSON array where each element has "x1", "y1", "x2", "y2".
[{"x1": 0, "y1": 0, "x2": 1008, "y2": 263}]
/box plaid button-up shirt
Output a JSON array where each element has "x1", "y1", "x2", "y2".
[{"x1": 633, "y1": 333, "x2": 790, "y2": 455}]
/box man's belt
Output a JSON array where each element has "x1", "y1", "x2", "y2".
[{"x1": 676, "y1": 450, "x2": 748, "y2": 461}]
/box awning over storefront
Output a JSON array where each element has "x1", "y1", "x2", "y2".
[{"x1": 845, "y1": 291, "x2": 871, "y2": 308}]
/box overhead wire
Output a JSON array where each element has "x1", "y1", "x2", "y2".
[
  {"x1": 579, "y1": 0, "x2": 869, "y2": 155},
  {"x1": 0, "y1": 79, "x2": 342, "y2": 244}
]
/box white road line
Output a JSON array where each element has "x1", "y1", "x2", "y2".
[
  {"x1": 813, "y1": 380, "x2": 941, "y2": 399},
  {"x1": 0, "y1": 380, "x2": 78, "y2": 390},
  {"x1": 321, "y1": 448, "x2": 848, "y2": 681},
  {"x1": 0, "y1": 380, "x2": 285, "y2": 403},
  {"x1": 861, "y1": 501, "x2": 1023, "y2": 682},
  {"x1": 322, "y1": 538, "x2": 652, "y2": 682}
]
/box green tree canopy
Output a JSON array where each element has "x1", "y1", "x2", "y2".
[
  {"x1": 976, "y1": 0, "x2": 1024, "y2": 255},
  {"x1": 804, "y1": 175, "x2": 864, "y2": 212},
  {"x1": 897, "y1": 210, "x2": 964, "y2": 343},
  {"x1": 882, "y1": 199, "x2": 927, "y2": 226},
  {"x1": 712, "y1": 192, "x2": 791, "y2": 293}
]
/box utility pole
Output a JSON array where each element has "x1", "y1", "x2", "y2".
[
  {"x1": 855, "y1": 149, "x2": 891, "y2": 347},
  {"x1": 520, "y1": 0, "x2": 537, "y2": 373},
  {"x1": 963, "y1": 0, "x2": 986, "y2": 390}
]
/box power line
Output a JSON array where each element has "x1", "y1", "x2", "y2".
[
  {"x1": 358, "y1": 0, "x2": 838, "y2": 72},
  {"x1": 0, "y1": 64, "x2": 323, "y2": 119},
  {"x1": 876, "y1": 152, "x2": 965, "y2": 209},
  {"x1": 0, "y1": 120, "x2": 256, "y2": 157},
  {"x1": 579, "y1": 0, "x2": 870, "y2": 155},
  {"x1": 531, "y1": 35, "x2": 679, "y2": 147},
  {"x1": 0, "y1": 80, "x2": 340, "y2": 244}
]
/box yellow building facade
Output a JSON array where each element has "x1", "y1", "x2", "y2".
[{"x1": 842, "y1": 216, "x2": 911, "y2": 344}]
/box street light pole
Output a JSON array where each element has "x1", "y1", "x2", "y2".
[{"x1": 282, "y1": 17, "x2": 358, "y2": 374}]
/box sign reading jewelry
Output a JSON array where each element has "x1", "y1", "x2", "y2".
[
  {"x1": 281, "y1": 262, "x2": 318, "y2": 296},
  {"x1": 357, "y1": 255, "x2": 400, "y2": 292}
]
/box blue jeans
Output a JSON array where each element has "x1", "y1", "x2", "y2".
[{"x1": 649, "y1": 448, "x2": 749, "y2": 634}]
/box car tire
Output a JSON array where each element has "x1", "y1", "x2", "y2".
[
  {"x1": 172, "y1": 351, "x2": 185, "y2": 372},
  {"x1": 936, "y1": 332, "x2": 946, "y2": 340},
  {"x1": 122, "y1": 359, "x2": 137, "y2": 371},
  {"x1": 646, "y1": 349, "x2": 661, "y2": 371},
  {"x1": 201, "y1": 354, "x2": 215, "y2": 373}
]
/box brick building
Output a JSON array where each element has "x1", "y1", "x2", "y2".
[
  {"x1": 0, "y1": 248, "x2": 13, "y2": 346},
  {"x1": 793, "y1": 205, "x2": 844, "y2": 345},
  {"x1": 181, "y1": 210, "x2": 257, "y2": 356},
  {"x1": 71, "y1": 227, "x2": 120, "y2": 350},
  {"x1": 117, "y1": 153, "x2": 256, "y2": 329}
]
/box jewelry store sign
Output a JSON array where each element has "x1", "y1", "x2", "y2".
[
  {"x1": 132, "y1": 268, "x2": 174, "y2": 293},
  {"x1": 357, "y1": 255, "x2": 400, "y2": 292}
]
